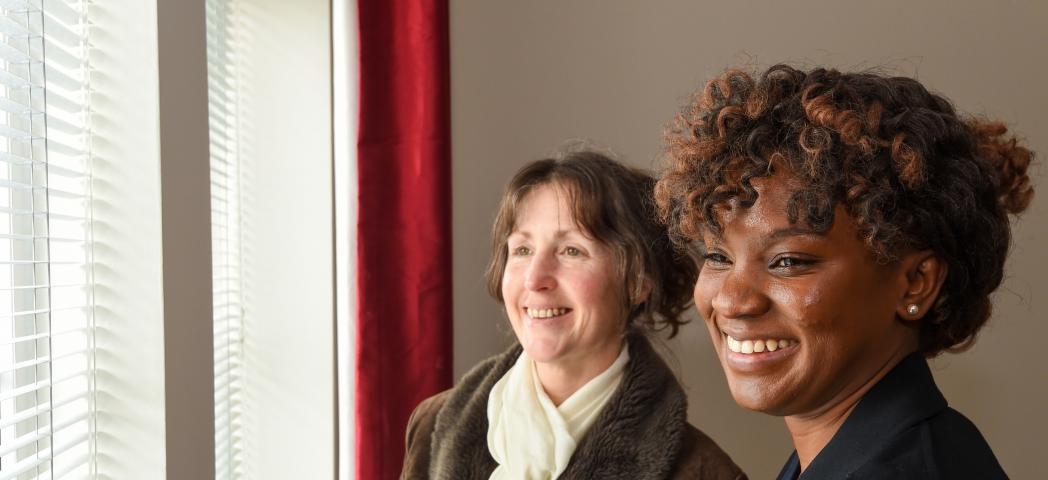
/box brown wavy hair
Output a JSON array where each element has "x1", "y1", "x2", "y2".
[
  {"x1": 655, "y1": 64, "x2": 1035, "y2": 355},
  {"x1": 486, "y1": 151, "x2": 698, "y2": 337}
]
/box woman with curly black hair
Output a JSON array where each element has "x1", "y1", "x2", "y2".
[{"x1": 656, "y1": 65, "x2": 1033, "y2": 479}]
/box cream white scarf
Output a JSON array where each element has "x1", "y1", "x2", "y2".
[{"x1": 486, "y1": 344, "x2": 629, "y2": 480}]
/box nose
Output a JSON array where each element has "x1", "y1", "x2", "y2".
[
  {"x1": 523, "y1": 253, "x2": 557, "y2": 292},
  {"x1": 709, "y1": 266, "x2": 769, "y2": 320}
]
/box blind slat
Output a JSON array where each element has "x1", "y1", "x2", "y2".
[
  {"x1": 45, "y1": 112, "x2": 85, "y2": 135},
  {"x1": 0, "y1": 41, "x2": 30, "y2": 63},
  {"x1": 0, "y1": 0, "x2": 32, "y2": 12},
  {"x1": 0, "y1": 14, "x2": 32, "y2": 37},
  {"x1": 0, "y1": 68, "x2": 32, "y2": 88},
  {"x1": 42, "y1": 36, "x2": 80, "y2": 66},
  {"x1": 0, "y1": 347, "x2": 90, "y2": 376},
  {"x1": 43, "y1": 1, "x2": 81, "y2": 29},
  {"x1": 0, "y1": 369, "x2": 89, "y2": 403},
  {"x1": 0, "y1": 96, "x2": 32, "y2": 115},
  {"x1": 0, "y1": 150, "x2": 36, "y2": 165},
  {"x1": 0, "y1": 284, "x2": 89, "y2": 293},
  {"x1": 0, "y1": 232, "x2": 85, "y2": 243},
  {"x1": 0, "y1": 389, "x2": 90, "y2": 430},
  {"x1": 45, "y1": 64, "x2": 86, "y2": 91},
  {"x1": 0, "y1": 409, "x2": 91, "y2": 459},
  {"x1": 0, "y1": 306, "x2": 90, "y2": 322},
  {"x1": 43, "y1": 84, "x2": 85, "y2": 113},
  {"x1": 0, "y1": 430, "x2": 90, "y2": 480},
  {"x1": 0, "y1": 326, "x2": 89, "y2": 347},
  {"x1": 42, "y1": 9, "x2": 83, "y2": 47}
]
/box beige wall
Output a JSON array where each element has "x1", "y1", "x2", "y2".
[
  {"x1": 157, "y1": 1, "x2": 216, "y2": 478},
  {"x1": 450, "y1": 1, "x2": 1048, "y2": 478}
]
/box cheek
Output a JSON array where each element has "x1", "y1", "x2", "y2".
[
  {"x1": 574, "y1": 271, "x2": 629, "y2": 326},
  {"x1": 693, "y1": 275, "x2": 717, "y2": 317},
  {"x1": 768, "y1": 280, "x2": 824, "y2": 326},
  {"x1": 582, "y1": 276, "x2": 620, "y2": 311},
  {"x1": 501, "y1": 265, "x2": 522, "y2": 301}
]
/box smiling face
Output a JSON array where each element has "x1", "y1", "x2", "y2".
[
  {"x1": 502, "y1": 183, "x2": 631, "y2": 378},
  {"x1": 695, "y1": 173, "x2": 920, "y2": 418}
]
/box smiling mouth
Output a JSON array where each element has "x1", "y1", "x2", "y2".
[
  {"x1": 724, "y1": 334, "x2": 796, "y2": 354},
  {"x1": 526, "y1": 307, "x2": 571, "y2": 319}
]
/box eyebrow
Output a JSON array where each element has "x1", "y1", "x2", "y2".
[
  {"x1": 705, "y1": 226, "x2": 824, "y2": 248},
  {"x1": 767, "y1": 226, "x2": 822, "y2": 241},
  {"x1": 507, "y1": 229, "x2": 584, "y2": 240}
]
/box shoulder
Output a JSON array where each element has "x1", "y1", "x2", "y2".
[
  {"x1": 413, "y1": 346, "x2": 520, "y2": 479},
  {"x1": 670, "y1": 424, "x2": 749, "y2": 480},
  {"x1": 434, "y1": 345, "x2": 521, "y2": 428},
  {"x1": 405, "y1": 347, "x2": 512, "y2": 448},
  {"x1": 401, "y1": 390, "x2": 452, "y2": 480},
  {"x1": 406, "y1": 390, "x2": 451, "y2": 445},
  {"x1": 924, "y1": 407, "x2": 1007, "y2": 478},
  {"x1": 855, "y1": 407, "x2": 1007, "y2": 479}
]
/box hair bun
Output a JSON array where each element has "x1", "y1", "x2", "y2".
[{"x1": 967, "y1": 119, "x2": 1035, "y2": 214}]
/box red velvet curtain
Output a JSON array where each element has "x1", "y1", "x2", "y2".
[{"x1": 355, "y1": 1, "x2": 452, "y2": 478}]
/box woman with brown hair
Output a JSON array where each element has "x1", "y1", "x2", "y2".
[
  {"x1": 401, "y1": 151, "x2": 745, "y2": 479},
  {"x1": 656, "y1": 65, "x2": 1032, "y2": 479}
]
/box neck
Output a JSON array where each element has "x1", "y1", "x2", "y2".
[
  {"x1": 785, "y1": 348, "x2": 915, "y2": 471},
  {"x1": 534, "y1": 339, "x2": 624, "y2": 406}
]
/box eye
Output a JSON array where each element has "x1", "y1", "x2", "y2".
[
  {"x1": 564, "y1": 246, "x2": 582, "y2": 257},
  {"x1": 769, "y1": 255, "x2": 814, "y2": 270},
  {"x1": 511, "y1": 245, "x2": 531, "y2": 256},
  {"x1": 702, "y1": 252, "x2": 731, "y2": 268}
]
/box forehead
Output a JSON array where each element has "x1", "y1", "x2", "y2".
[
  {"x1": 512, "y1": 183, "x2": 577, "y2": 230},
  {"x1": 711, "y1": 174, "x2": 803, "y2": 235},
  {"x1": 702, "y1": 173, "x2": 879, "y2": 260}
]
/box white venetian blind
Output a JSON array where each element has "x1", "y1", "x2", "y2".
[
  {"x1": 206, "y1": 0, "x2": 243, "y2": 479},
  {"x1": 0, "y1": 0, "x2": 92, "y2": 479}
]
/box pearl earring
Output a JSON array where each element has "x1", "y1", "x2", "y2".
[{"x1": 907, "y1": 304, "x2": 919, "y2": 315}]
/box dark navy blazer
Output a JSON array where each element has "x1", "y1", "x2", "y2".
[{"x1": 776, "y1": 353, "x2": 1007, "y2": 479}]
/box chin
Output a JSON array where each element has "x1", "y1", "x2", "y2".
[
  {"x1": 728, "y1": 390, "x2": 765, "y2": 413},
  {"x1": 726, "y1": 378, "x2": 789, "y2": 416},
  {"x1": 520, "y1": 337, "x2": 563, "y2": 363}
]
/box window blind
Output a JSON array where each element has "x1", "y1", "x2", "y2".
[
  {"x1": 0, "y1": 1, "x2": 92, "y2": 479},
  {"x1": 206, "y1": 0, "x2": 243, "y2": 479}
]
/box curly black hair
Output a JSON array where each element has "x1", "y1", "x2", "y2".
[
  {"x1": 487, "y1": 151, "x2": 698, "y2": 337},
  {"x1": 655, "y1": 64, "x2": 1034, "y2": 355}
]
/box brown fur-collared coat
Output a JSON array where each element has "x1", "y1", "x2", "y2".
[{"x1": 400, "y1": 333, "x2": 747, "y2": 480}]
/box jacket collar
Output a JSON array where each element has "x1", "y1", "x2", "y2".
[
  {"x1": 430, "y1": 332, "x2": 689, "y2": 479},
  {"x1": 776, "y1": 352, "x2": 948, "y2": 479},
  {"x1": 559, "y1": 332, "x2": 688, "y2": 478}
]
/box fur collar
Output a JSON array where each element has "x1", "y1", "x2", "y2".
[{"x1": 429, "y1": 333, "x2": 688, "y2": 479}]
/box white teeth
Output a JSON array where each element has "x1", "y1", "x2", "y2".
[
  {"x1": 725, "y1": 335, "x2": 795, "y2": 354},
  {"x1": 526, "y1": 307, "x2": 568, "y2": 319}
]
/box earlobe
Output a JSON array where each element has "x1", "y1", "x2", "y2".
[{"x1": 898, "y1": 251, "x2": 948, "y2": 321}]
